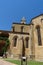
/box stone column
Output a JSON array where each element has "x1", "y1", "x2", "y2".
[{"x1": 29, "y1": 24, "x2": 35, "y2": 60}]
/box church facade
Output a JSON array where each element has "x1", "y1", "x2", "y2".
[{"x1": 0, "y1": 14, "x2": 43, "y2": 61}]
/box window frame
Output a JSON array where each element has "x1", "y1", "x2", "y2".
[
  {"x1": 25, "y1": 37, "x2": 29, "y2": 48},
  {"x1": 21, "y1": 26, "x2": 24, "y2": 32},
  {"x1": 36, "y1": 25, "x2": 42, "y2": 46},
  {"x1": 13, "y1": 36, "x2": 18, "y2": 47}
]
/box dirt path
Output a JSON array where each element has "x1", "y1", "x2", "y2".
[{"x1": 0, "y1": 59, "x2": 16, "y2": 65}]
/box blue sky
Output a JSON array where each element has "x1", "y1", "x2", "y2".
[{"x1": 0, "y1": 0, "x2": 43, "y2": 30}]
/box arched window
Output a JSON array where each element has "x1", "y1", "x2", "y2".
[
  {"x1": 21, "y1": 26, "x2": 24, "y2": 32},
  {"x1": 25, "y1": 37, "x2": 29, "y2": 48},
  {"x1": 12, "y1": 26, "x2": 15, "y2": 32},
  {"x1": 13, "y1": 36, "x2": 18, "y2": 47},
  {"x1": 36, "y1": 25, "x2": 42, "y2": 46}
]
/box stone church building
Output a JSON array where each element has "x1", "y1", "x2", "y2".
[{"x1": 0, "y1": 14, "x2": 43, "y2": 61}]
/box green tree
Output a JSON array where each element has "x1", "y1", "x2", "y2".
[{"x1": 0, "y1": 36, "x2": 10, "y2": 55}]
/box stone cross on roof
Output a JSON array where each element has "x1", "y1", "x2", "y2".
[{"x1": 21, "y1": 17, "x2": 26, "y2": 24}]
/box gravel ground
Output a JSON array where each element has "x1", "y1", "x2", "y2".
[{"x1": 0, "y1": 59, "x2": 16, "y2": 65}]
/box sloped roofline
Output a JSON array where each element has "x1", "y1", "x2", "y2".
[
  {"x1": 30, "y1": 14, "x2": 43, "y2": 23},
  {"x1": 31, "y1": 14, "x2": 43, "y2": 20}
]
